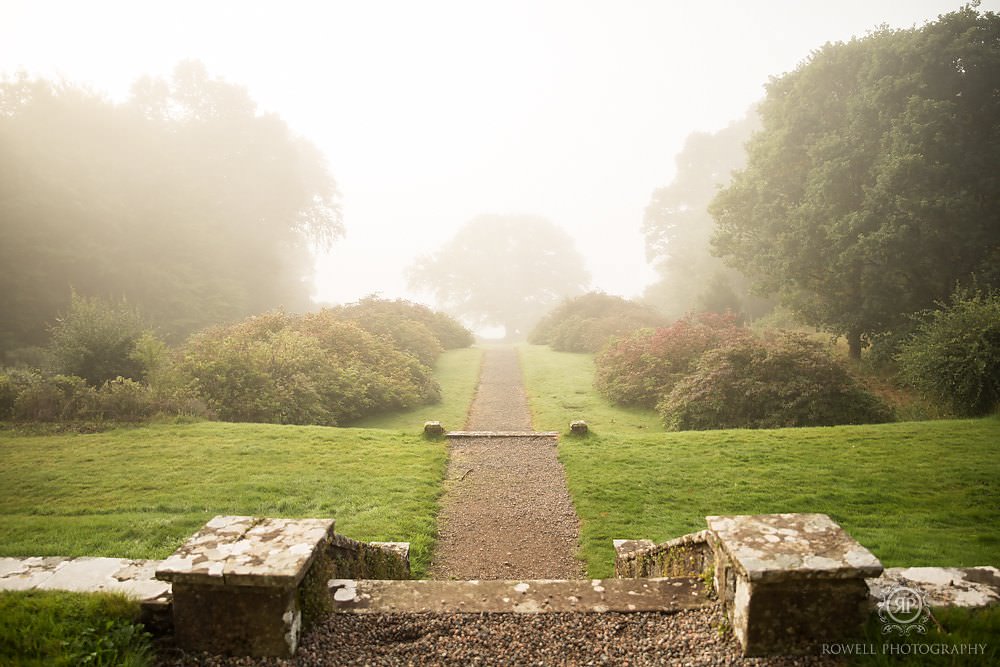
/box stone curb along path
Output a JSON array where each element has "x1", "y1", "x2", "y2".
[{"x1": 428, "y1": 346, "x2": 585, "y2": 581}]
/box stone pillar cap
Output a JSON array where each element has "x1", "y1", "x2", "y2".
[
  {"x1": 707, "y1": 513, "x2": 882, "y2": 583},
  {"x1": 156, "y1": 515, "x2": 335, "y2": 588}
]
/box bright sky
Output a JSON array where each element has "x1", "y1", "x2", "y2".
[{"x1": 2, "y1": 0, "x2": 993, "y2": 308}]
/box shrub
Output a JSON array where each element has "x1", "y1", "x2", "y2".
[
  {"x1": 530, "y1": 292, "x2": 665, "y2": 352},
  {"x1": 658, "y1": 332, "x2": 894, "y2": 430},
  {"x1": 178, "y1": 311, "x2": 441, "y2": 426},
  {"x1": 896, "y1": 288, "x2": 1000, "y2": 416},
  {"x1": 594, "y1": 312, "x2": 749, "y2": 407},
  {"x1": 328, "y1": 296, "x2": 473, "y2": 351},
  {"x1": 47, "y1": 292, "x2": 153, "y2": 386},
  {"x1": 12, "y1": 373, "x2": 97, "y2": 422}
]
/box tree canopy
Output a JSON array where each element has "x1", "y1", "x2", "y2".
[
  {"x1": 710, "y1": 6, "x2": 1000, "y2": 357},
  {"x1": 642, "y1": 110, "x2": 767, "y2": 319},
  {"x1": 0, "y1": 62, "x2": 342, "y2": 358},
  {"x1": 407, "y1": 215, "x2": 590, "y2": 339}
]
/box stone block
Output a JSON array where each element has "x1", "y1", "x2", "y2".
[
  {"x1": 423, "y1": 421, "x2": 446, "y2": 436},
  {"x1": 570, "y1": 420, "x2": 589, "y2": 435},
  {"x1": 615, "y1": 532, "x2": 713, "y2": 579},
  {"x1": 707, "y1": 513, "x2": 882, "y2": 656},
  {"x1": 156, "y1": 515, "x2": 335, "y2": 658}
]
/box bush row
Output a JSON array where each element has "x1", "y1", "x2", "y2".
[
  {"x1": 2, "y1": 296, "x2": 473, "y2": 426},
  {"x1": 529, "y1": 292, "x2": 664, "y2": 353},
  {"x1": 594, "y1": 314, "x2": 893, "y2": 430}
]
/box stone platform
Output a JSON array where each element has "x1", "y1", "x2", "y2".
[
  {"x1": 330, "y1": 577, "x2": 710, "y2": 614},
  {"x1": 0, "y1": 556, "x2": 169, "y2": 599}
]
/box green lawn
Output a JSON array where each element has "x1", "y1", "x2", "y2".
[
  {"x1": 519, "y1": 344, "x2": 661, "y2": 433},
  {"x1": 519, "y1": 344, "x2": 1000, "y2": 578},
  {"x1": 351, "y1": 346, "x2": 483, "y2": 431},
  {"x1": 0, "y1": 421, "x2": 446, "y2": 577}
]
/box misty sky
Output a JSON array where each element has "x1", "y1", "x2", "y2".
[{"x1": 3, "y1": 0, "x2": 995, "y2": 309}]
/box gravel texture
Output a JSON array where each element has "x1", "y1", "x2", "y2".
[
  {"x1": 429, "y1": 346, "x2": 584, "y2": 580},
  {"x1": 155, "y1": 605, "x2": 844, "y2": 666}
]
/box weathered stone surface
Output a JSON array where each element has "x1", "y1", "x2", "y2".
[
  {"x1": 156, "y1": 515, "x2": 335, "y2": 587},
  {"x1": 0, "y1": 556, "x2": 169, "y2": 599},
  {"x1": 423, "y1": 421, "x2": 446, "y2": 436},
  {"x1": 707, "y1": 513, "x2": 882, "y2": 583},
  {"x1": 570, "y1": 420, "x2": 589, "y2": 435},
  {"x1": 157, "y1": 516, "x2": 336, "y2": 658},
  {"x1": 445, "y1": 431, "x2": 561, "y2": 438},
  {"x1": 330, "y1": 577, "x2": 710, "y2": 614},
  {"x1": 172, "y1": 581, "x2": 301, "y2": 657},
  {"x1": 615, "y1": 532, "x2": 713, "y2": 579},
  {"x1": 869, "y1": 566, "x2": 1000, "y2": 609},
  {"x1": 708, "y1": 513, "x2": 883, "y2": 656},
  {"x1": 327, "y1": 533, "x2": 411, "y2": 580}
]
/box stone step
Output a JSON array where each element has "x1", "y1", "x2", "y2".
[
  {"x1": 445, "y1": 431, "x2": 560, "y2": 438},
  {"x1": 329, "y1": 577, "x2": 710, "y2": 614}
]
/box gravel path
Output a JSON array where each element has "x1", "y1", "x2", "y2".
[
  {"x1": 155, "y1": 605, "x2": 844, "y2": 666},
  {"x1": 429, "y1": 346, "x2": 584, "y2": 580}
]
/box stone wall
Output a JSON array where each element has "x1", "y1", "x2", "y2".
[{"x1": 615, "y1": 531, "x2": 714, "y2": 580}]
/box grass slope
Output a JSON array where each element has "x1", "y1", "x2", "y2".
[
  {"x1": 352, "y1": 347, "x2": 483, "y2": 431},
  {"x1": 0, "y1": 421, "x2": 446, "y2": 577},
  {"x1": 518, "y1": 344, "x2": 1000, "y2": 578}
]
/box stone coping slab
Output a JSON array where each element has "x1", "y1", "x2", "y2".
[
  {"x1": 445, "y1": 431, "x2": 560, "y2": 438},
  {"x1": 156, "y1": 515, "x2": 335, "y2": 588},
  {"x1": 329, "y1": 577, "x2": 709, "y2": 614},
  {"x1": 707, "y1": 513, "x2": 882, "y2": 583},
  {"x1": 0, "y1": 556, "x2": 169, "y2": 600},
  {"x1": 869, "y1": 566, "x2": 1000, "y2": 608}
]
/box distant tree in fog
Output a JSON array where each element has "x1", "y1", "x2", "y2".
[
  {"x1": 408, "y1": 215, "x2": 590, "y2": 340},
  {"x1": 641, "y1": 109, "x2": 769, "y2": 320},
  {"x1": 0, "y1": 61, "x2": 342, "y2": 357},
  {"x1": 711, "y1": 7, "x2": 1000, "y2": 358}
]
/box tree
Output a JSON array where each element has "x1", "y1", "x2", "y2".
[
  {"x1": 0, "y1": 62, "x2": 342, "y2": 357},
  {"x1": 710, "y1": 6, "x2": 1000, "y2": 358},
  {"x1": 408, "y1": 215, "x2": 590, "y2": 339},
  {"x1": 642, "y1": 110, "x2": 770, "y2": 320}
]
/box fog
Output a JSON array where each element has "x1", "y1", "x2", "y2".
[{"x1": 2, "y1": 0, "x2": 991, "y2": 308}]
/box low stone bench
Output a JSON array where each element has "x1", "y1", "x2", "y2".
[
  {"x1": 707, "y1": 513, "x2": 883, "y2": 656},
  {"x1": 155, "y1": 515, "x2": 335, "y2": 658}
]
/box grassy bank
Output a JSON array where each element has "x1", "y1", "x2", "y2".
[
  {"x1": 518, "y1": 344, "x2": 1000, "y2": 578},
  {"x1": 0, "y1": 421, "x2": 446, "y2": 577},
  {"x1": 352, "y1": 346, "x2": 483, "y2": 431},
  {"x1": 519, "y1": 344, "x2": 661, "y2": 433}
]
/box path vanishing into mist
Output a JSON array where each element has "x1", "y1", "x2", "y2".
[{"x1": 428, "y1": 346, "x2": 584, "y2": 580}]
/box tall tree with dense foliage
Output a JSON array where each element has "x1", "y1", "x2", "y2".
[
  {"x1": 710, "y1": 6, "x2": 1000, "y2": 358},
  {"x1": 0, "y1": 62, "x2": 342, "y2": 358},
  {"x1": 642, "y1": 111, "x2": 767, "y2": 319},
  {"x1": 408, "y1": 215, "x2": 590, "y2": 339}
]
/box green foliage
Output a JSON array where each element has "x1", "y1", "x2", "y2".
[
  {"x1": 408, "y1": 214, "x2": 590, "y2": 339},
  {"x1": 529, "y1": 292, "x2": 665, "y2": 353},
  {"x1": 896, "y1": 288, "x2": 1000, "y2": 416},
  {"x1": 179, "y1": 311, "x2": 440, "y2": 426},
  {"x1": 594, "y1": 312, "x2": 750, "y2": 408},
  {"x1": 0, "y1": 63, "x2": 342, "y2": 355},
  {"x1": 0, "y1": 590, "x2": 152, "y2": 667},
  {"x1": 658, "y1": 332, "x2": 893, "y2": 430},
  {"x1": 642, "y1": 110, "x2": 772, "y2": 320},
  {"x1": 711, "y1": 7, "x2": 1000, "y2": 358},
  {"x1": 327, "y1": 296, "x2": 474, "y2": 352},
  {"x1": 47, "y1": 293, "x2": 151, "y2": 386}
]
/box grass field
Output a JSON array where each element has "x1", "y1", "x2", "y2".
[
  {"x1": 519, "y1": 344, "x2": 661, "y2": 433},
  {"x1": 518, "y1": 344, "x2": 1000, "y2": 578},
  {"x1": 0, "y1": 421, "x2": 446, "y2": 577},
  {"x1": 351, "y1": 346, "x2": 483, "y2": 431}
]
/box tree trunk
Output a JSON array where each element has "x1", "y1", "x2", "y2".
[{"x1": 847, "y1": 330, "x2": 862, "y2": 360}]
